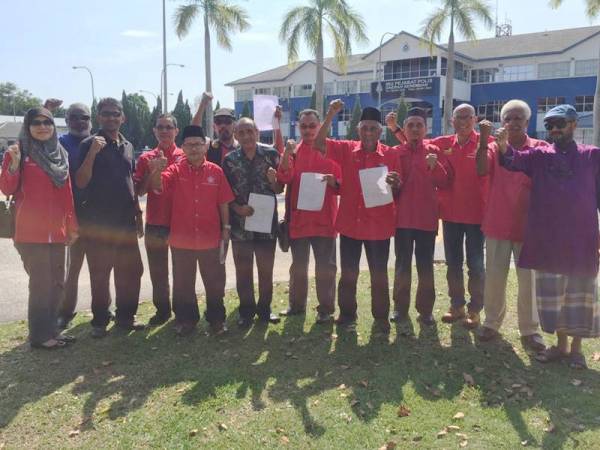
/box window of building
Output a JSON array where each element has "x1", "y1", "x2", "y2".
[
  {"x1": 272, "y1": 86, "x2": 290, "y2": 99},
  {"x1": 336, "y1": 80, "x2": 358, "y2": 95},
  {"x1": 537, "y1": 96, "x2": 566, "y2": 113},
  {"x1": 359, "y1": 79, "x2": 372, "y2": 93},
  {"x1": 471, "y1": 68, "x2": 499, "y2": 83},
  {"x1": 441, "y1": 58, "x2": 470, "y2": 81},
  {"x1": 323, "y1": 82, "x2": 335, "y2": 96},
  {"x1": 476, "y1": 100, "x2": 505, "y2": 123},
  {"x1": 502, "y1": 65, "x2": 535, "y2": 81},
  {"x1": 337, "y1": 108, "x2": 352, "y2": 122},
  {"x1": 293, "y1": 84, "x2": 313, "y2": 97},
  {"x1": 254, "y1": 87, "x2": 271, "y2": 95},
  {"x1": 384, "y1": 57, "x2": 437, "y2": 80},
  {"x1": 575, "y1": 59, "x2": 599, "y2": 77},
  {"x1": 575, "y1": 95, "x2": 594, "y2": 112},
  {"x1": 538, "y1": 61, "x2": 570, "y2": 79},
  {"x1": 236, "y1": 88, "x2": 252, "y2": 102}
]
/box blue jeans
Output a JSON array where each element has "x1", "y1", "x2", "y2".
[{"x1": 442, "y1": 221, "x2": 485, "y2": 312}]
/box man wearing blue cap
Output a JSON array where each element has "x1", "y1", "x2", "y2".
[{"x1": 498, "y1": 104, "x2": 600, "y2": 369}]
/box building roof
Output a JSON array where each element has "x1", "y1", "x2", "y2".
[
  {"x1": 227, "y1": 25, "x2": 600, "y2": 86},
  {"x1": 0, "y1": 122, "x2": 23, "y2": 140},
  {"x1": 0, "y1": 115, "x2": 67, "y2": 127}
]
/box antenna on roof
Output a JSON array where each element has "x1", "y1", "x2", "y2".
[{"x1": 495, "y1": 8, "x2": 513, "y2": 38}]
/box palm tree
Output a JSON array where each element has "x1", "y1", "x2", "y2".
[
  {"x1": 279, "y1": 0, "x2": 368, "y2": 118},
  {"x1": 174, "y1": 0, "x2": 249, "y2": 136},
  {"x1": 421, "y1": 0, "x2": 493, "y2": 134},
  {"x1": 550, "y1": 0, "x2": 600, "y2": 146}
]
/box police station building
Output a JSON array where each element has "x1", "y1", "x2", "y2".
[{"x1": 226, "y1": 25, "x2": 599, "y2": 143}]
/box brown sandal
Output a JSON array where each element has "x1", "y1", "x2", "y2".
[{"x1": 534, "y1": 346, "x2": 567, "y2": 363}]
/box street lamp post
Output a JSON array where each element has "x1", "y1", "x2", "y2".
[
  {"x1": 162, "y1": 0, "x2": 168, "y2": 114},
  {"x1": 161, "y1": 64, "x2": 185, "y2": 112},
  {"x1": 73, "y1": 66, "x2": 96, "y2": 106},
  {"x1": 377, "y1": 32, "x2": 397, "y2": 110}
]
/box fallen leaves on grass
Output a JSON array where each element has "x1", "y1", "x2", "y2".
[
  {"x1": 101, "y1": 360, "x2": 112, "y2": 367},
  {"x1": 218, "y1": 423, "x2": 228, "y2": 431},
  {"x1": 379, "y1": 442, "x2": 397, "y2": 450},
  {"x1": 280, "y1": 436, "x2": 290, "y2": 444},
  {"x1": 571, "y1": 379, "x2": 583, "y2": 387},
  {"x1": 358, "y1": 380, "x2": 369, "y2": 388},
  {"x1": 543, "y1": 423, "x2": 556, "y2": 433},
  {"x1": 437, "y1": 429, "x2": 448, "y2": 438},
  {"x1": 68, "y1": 430, "x2": 80, "y2": 438},
  {"x1": 447, "y1": 425, "x2": 461, "y2": 431},
  {"x1": 453, "y1": 412, "x2": 465, "y2": 420},
  {"x1": 189, "y1": 429, "x2": 198, "y2": 437},
  {"x1": 397, "y1": 405, "x2": 411, "y2": 417},
  {"x1": 459, "y1": 439, "x2": 469, "y2": 448},
  {"x1": 337, "y1": 383, "x2": 347, "y2": 390},
  {"x1": 592, "y1": 352, "x2": 600, "y2": 362}
]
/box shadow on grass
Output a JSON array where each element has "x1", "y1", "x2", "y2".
[{"x1": 1, "y1": 281, "x2": 600, "y2": 448}]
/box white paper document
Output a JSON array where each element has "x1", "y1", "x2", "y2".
[
  {"x1": 253, "y1": 95, "x2": 279, "y2": 131},
  {"x1": 297, "y1": 172, "x2": 327, "y2": 211},
  {"x1": 358, "y1": 166, "x2": 393, "y2": 208},
  {"x1": 244, "y1": 193, "x2": 275, "y2": 233}
]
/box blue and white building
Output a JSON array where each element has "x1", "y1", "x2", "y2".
[{"x1": 226, "y1": 25, "x2": 598, "y2": 142}]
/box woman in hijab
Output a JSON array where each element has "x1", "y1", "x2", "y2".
[{"x1": 0, "y1": 107, "x2": 78, "y2": 349}]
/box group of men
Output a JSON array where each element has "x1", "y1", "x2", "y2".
[{"x1": 50, "y1": 93, "x2": 599, "y2": 367}]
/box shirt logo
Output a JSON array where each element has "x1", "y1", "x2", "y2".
[{"x1": 207, "y1": 176, "x2": 216, "y2": 184}]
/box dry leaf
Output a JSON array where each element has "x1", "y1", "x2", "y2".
[
  {"x1": 359, "y1": 380, "x2": 369, "y2": 388},
  {"x1": 463, "y1": 373, "x2": 475, "y2": 386},
  {"x1": 544, "y1": 424, "x2": 556, "y2": 433},
  {"x1": 275, "y1": 427, "x2": 285, "y2": 434},
  {"x1": 379, "y1": 442, "x2": 397, "y2": 450},
  {"x1": 521, "y1": 440, "x2": 529, "y2": 446},
  {"x1": 337, "y1": 383, "x2": 347, "y2": 390},
  {"x1": 397, "y1": 405, "x2": 411, "y2": 417},
  {"x1": 101, "y1": 360, "x2": 112, "y2": 367},
  {"x1": 447, "y1": 425, "x2": 461, "y2": 431},
  {"x1": 189, "y1": 429, "x2": 198, "y2": 437},
  {"x1": 341, "y1": 364, "x2": 351, "y2": 370},
  {"x1": 350, "y1": 399, "x2": 360, "y2": 407},
  {"x1": 456, "y1": 433, "x2": 468, "y2": 439},
  {"x1": 68, "y1": 430, "x2": 80, "y2": 438},
  {"x1": 280, "y1": 436, "x2": 290, "y2": 444},
  {"x1": 592, "y1": 352, "x2": 600, "y2": 361},
  {"x1": 571, "y1": 379, "x2": 583, "y2": 387},
  {"x1": 459, "y1": 440, "x2": 469, "y2": 448},
  {"x1": 453, "y1": 412, "x2": 465, "y2": 420},
  {"x1": 218, "y1": 423, "x2": 228, "y2": 431},
  {"x1": 176, "y1": 388, "x2": 186, "y2": 393},
  {"x1": 474, "y1": 366, "x2": 485, "y2": 373},
  {"x1": 437, "y1": 429, "x2": 448, "y2": 438}
]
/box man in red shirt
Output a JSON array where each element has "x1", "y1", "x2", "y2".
[
  {"x1": 134, "y1": 114, "x2": 184, "y2": 326},
  {"x1": 315, "y1": 100, "x2": 401, "y2": 334},
  {"x1": 150, "y1": 125, "x2": 234, "y2": 336},
  {"x1": 386, "y1": 107, "x2": 452, "y2": 326},
  {"x1": 475, "y1": 100, "x2": 547, "y2": 352},
  {"x1": 430, "y1": 104, "x2": 490, "y2": 328},
  {"x1": 277, "y1": 109, "x2": 341, "y2": 324}
]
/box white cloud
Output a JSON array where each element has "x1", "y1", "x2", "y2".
[{"x1": 121, "y1": 30, "x2": 157, "y2": 38}]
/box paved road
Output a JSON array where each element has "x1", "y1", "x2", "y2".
[{"x1": 0, "y1": 196, "x2": 445, "y2": 323}]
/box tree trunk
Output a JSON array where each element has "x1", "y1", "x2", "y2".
[
  {"x1": 204, "y1": 11, "x2": 214, "y2": 138},
  {"x1": 443, "y1": 13, "x2": 455, "y2": 135},
  {"x1": 316, "y1": 23, "x2": 325, "y2": 119},
  {"x1": 593, "y1": 45, "x2": 600, "y2": 147}
]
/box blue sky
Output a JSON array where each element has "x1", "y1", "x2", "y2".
[{"x1": 1, "y1": 0, "x2": 597, "y2": 111}]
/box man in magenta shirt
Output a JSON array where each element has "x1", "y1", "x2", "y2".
[
  {"x1": 277, "y1": 109, "x2": 341, "y2": 324},
  {"x1": 315, "y1": 100, "x2": 401, "y2": 334},
  {"x1": 475, "y1": 100, "x2": 547, "y2": 352},
  {"x1": 134, "y1": 114, "x2": 185, "y2": 326}
]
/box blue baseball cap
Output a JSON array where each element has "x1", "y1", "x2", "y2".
[{"x1": 544, "y1": 104, "x2": 578, "y2": 122}]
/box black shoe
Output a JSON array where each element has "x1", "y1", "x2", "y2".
[
  {"x1": 373, "y1": 319, "x2": 391, "y2": 334},
  {"x1": 174, "y1": 322, "x2": 196, "y2": 337},
  {"x1": 209, "y1": 322, "x2": 228, "y2": 336},
  {"x1": 417, "y1": 314, "x2": 435, "y2": 326},
  {"x1": 56, "y1": 316, "x2": 73, "y2": 330},
  {"x1": 56, "y1": 333, "x2": 77, "y2": 343},
  {"x1": 258, "y1": 313, "x2": 281, "y2": 324},
  {"x1": 520, "y1": 333, "x2": 546, "y2": 352},
  {"x1": 279, "y1": 307, "x2": 305, "y2": 317},
  {"x1": 335, "y1": 315, "x2": 357, "y2": 326},
  {"x1": 477, "y1": 326, "x2": 500, "y2": 342},
  {"x1": 390, "y1": 311, "x2": 408, "y2": 323},
  {"x1": 237, "y1": 317, "x2": 254, "y2": 328},
  {"x1": 91, "y1": 326, "x2": 108, "y2": 339},
  {"x1": 115, "y1": 321, "x2": 146, "y2": 331},
  {"x1": 316, "y1": 312, "x2": 334, "y2": 324},
  {"x1": 148, "y1": 314, "x2": 171, "y2": 327}
]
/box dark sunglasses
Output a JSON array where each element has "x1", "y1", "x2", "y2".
[
  {"x1": 299, "y1": 123, "x2": 318, "y2": 130},
  {"x1": 30, "y1": 119, "x2": 54, "y2": 127},
  {"x1": 100, "y1": 111, "x2": 122, "y2": 118},
  {"x1": 69, "y1": 114, "x2": 91, "y2": 121},
  {"x1": 544, "y1": 119, "x2": 569, "y2": 131},
  {"x1": 155, "y1": 125, "x2": 176, "y2": 131},
  {"x1": 215, "y1": 118, "x2": 233, "y2": 125}
]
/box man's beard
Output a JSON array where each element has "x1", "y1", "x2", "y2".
[{"x1": 69, "y1": 127, "x2": 91, "y2": 138}]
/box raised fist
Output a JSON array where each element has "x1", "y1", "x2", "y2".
[
  {"x1": 6, "y1": 143, "x2": 21, "y2": 171},
  {"x1": 425, "y1": 153, "x2": 438, "y2": 170},
  {"x1": 266, "y1": 166, "x2": 278, "y2": 184},
  {"x1": 495, "y1": 127, "x2": 508, "y2": 154},
  {"x1": 478, "y1": 120, "x2": 493, "y2": 139},
  {"x1": 385, "y1": 112, "x2": 398, "y2": 131},
  {"x1": 328, "y1": 99, "x2": 344, "y2": 115},
  {"x1": 284, "y1": 139, "x2": 296, "y2": 155},
  {"x1": 90, "y1": 136, "x2": 107, "y2": 155}
]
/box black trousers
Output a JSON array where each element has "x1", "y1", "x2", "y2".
[
  {"x1": 144, "y1": 224, "x2": 171, "y2": 318},
  {"x1": 232, "y1": 239, "x2": 276, "y2": 319},
  {"x1": 171, "y1": 246, "x2": 226, "y2": 325},
  {"x1": 289, "y1": 236, "x2": 336, "y2": 314},
  {"x1": 85, "y1": 231, "x2": 144, "y2": 327},
  {"x1": 442, "y1": 221, "x2": 485, "y2": 312},
  {"x1": 338, "y1": 235, "x2": 390, "y2": 321},
  {"x1": 15, "y1": 243, "x2": 65, "y2": 345},
  {"x1": 393, "y1": 228, "x2": 436, "y2": 317},
  {"x1": 58, "y1": 232, "x2": 87, "y2": 322}
]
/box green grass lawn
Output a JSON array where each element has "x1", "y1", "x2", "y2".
[{"x1": 1, "y1": 266, "x2": 600, "y2": 449}]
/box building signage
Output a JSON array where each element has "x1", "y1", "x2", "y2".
[{"x1": 371, "y1": 77, "x2": 438, "y2": 99}]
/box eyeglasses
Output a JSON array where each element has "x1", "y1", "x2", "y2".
[
  {"x1": 30, "y1": 119, "x2": 54, "y2": 127},
  {"x1": 299, "y1": 123, "x2": 318, "y2": 130},
  {"x1": 69, "y1": 114, "x2": 90, "y2": 121},
  {"x1": 453, "y1": 114, "x2": 474, "y2": 121},
  {"x1": 155, "y1": 125, "x2": 176, "y2": 131},
  {"x1": 544, "y1": 119, "x2": 570, "y2": 131},
  {"x1": 215, "y1": 118, "x2": 233, "y2": 125},
  {"x1": 183, "y1": 142, "x2": 207, "y2": 149},
  {"x1": 99, "y1": 111, "x2": 122, "y2": 118}
]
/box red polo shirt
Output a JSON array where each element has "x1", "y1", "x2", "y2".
[
  {"x1": 395, "y1": 141, "x2": 452, "y2": 232},
  {"x1": 277, "y1": 140, "x2": 341, "y2": 239},
  {"x1": 430, "y1": 131, "x2": 493, "y2": 224},
  {"x1": 0, "y1": 154, "x2": 78, "y2": 243},
  {"x1": 134, "y1": 143, "x2": 184, "y2": 226},
  {"x1": 482, "y1": 137, "x2": 549, "y2": 242},
  {"x1": 326, "y1": 140, "x2": 400, "y2": 240},
  {"x1": 161, "y1": 157, "x2": 234, "y2": 250}
]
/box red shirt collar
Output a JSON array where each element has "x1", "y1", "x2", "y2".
[
  {"x1": 452, "y1": 130, "x2": 478, "y2": 147},
  {"x1": 156, "y1": 142, "x2": 178, "y2": 157}
]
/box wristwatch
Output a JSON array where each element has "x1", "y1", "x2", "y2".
[{"x1": 222, "y1": 224, "x2": 232, "y2": 229}]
